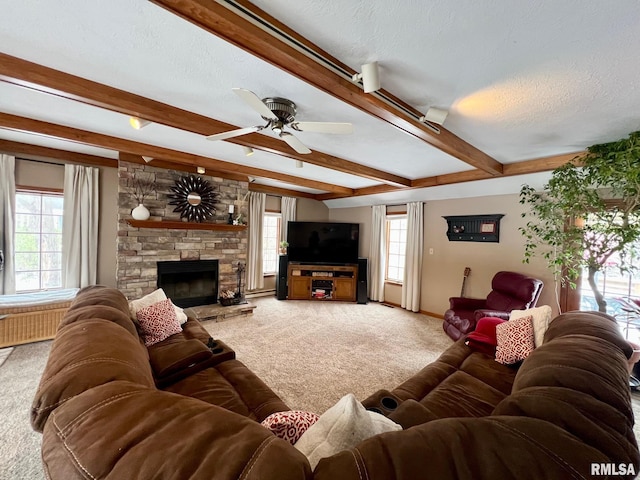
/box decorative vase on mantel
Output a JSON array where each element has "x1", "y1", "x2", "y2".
[{"x1": 132, "y1": 204, "x2": 150, "y2": 221}]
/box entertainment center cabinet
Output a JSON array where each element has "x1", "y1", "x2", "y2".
[{"x1": 287, "y1": 264, "x2": 357, "y2": 301}]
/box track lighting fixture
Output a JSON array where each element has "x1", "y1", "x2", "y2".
[
  {"x1": 352, "y1": 61, "x2": 381, "y2": 93},
  {"x1": 247, "y1": 176, "x2": 256, "y2": 183},
  {"x1": 141, "y1": 156, "x2": 154, "y2": 163},
  {"x1": 243, "y1": 146, "x2": 255, "y2": 157},
  {"x1": 295, "y1": 160, "x2": 303, "y2": 168},
  {"x1": 419, "y1": 107, "x2": 448, "y2": 126},
  {"x1": 196, "y1": 166, "x2": 205, "y2": 174},
  {"x1": 129, "y1": 116, "x2": 151, "y2": 130}
]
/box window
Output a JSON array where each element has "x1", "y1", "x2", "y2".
[
  {"x1": 14, "y1": 190, "x2": 64, "y2": 292},
  {"x1": 262, "y1": 213, "x2": 281, "y2": 275},
  {"x1": 386, "y1": 215, "x2": 407, "y2": 283}
]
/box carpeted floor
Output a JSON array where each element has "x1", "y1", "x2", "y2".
[{"x1": 0, "y1": 297, "x2": 452, "y2": 479}]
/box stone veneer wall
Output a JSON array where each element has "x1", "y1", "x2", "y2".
[{"x1": 116, "y1": 161, "x2": 248, "y2": 301}]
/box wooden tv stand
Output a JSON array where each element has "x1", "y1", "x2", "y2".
[{"x1": 287, "y1": 264, "x2": 357, "y2": 302}]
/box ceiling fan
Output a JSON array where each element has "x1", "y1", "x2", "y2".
[{"x1": 206, "y1": 88, "x2": 353, "y2": 154}]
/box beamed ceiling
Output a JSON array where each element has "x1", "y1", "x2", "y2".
[{"x1": 1, "y1": 1, "x2": 639, "y2": 207}]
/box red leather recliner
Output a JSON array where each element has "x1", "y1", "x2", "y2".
[{"x1": 443, "y1": 271, "x2": 543, "y2": 341}]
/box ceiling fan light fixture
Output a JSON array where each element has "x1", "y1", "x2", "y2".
[
  {"x1": 295, "y1": 160, "x2": 303, "y2": 168},
  {"x1": 352, "y1": 61, "x2": 380, "y2": 93},
  {"x1": 243, "y1": 146, "x2": 255, "y2": 156},
  {"x1": 129, "y1": 116, "x2": 151, "y2": 130},
  {"x1": 141, "y1": 156, "x2": 154, "y2": 163},
  {"x1": 419, "y1": 107, "x2": 448, "y2": 126}
]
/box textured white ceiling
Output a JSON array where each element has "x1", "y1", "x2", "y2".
[{"x1": 1, "y1": 0, "x2": 639, "y2": 206}]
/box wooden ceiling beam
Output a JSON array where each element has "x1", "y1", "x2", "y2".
[
  {"x1": 249, "y1": 183, "x2": 317, "y2": 199},
  {"x1": 118, "y1": 153, "x2": 250, "y2": 182},
  {"x1": 150, "y1": 0, "x2": 503, "y2": 176},
  {"x1": 0, "y1": 112, "x2": 353, "y2": 195},
  {"x1": 0, "y1": 52, "x2": 410, "y2": 187},
  {"x1": 0, "y1": 139, "x2": 117, "y2": 168},
  {"x1": 315, "y1": 151, "x2": 583, "y2": 201}
]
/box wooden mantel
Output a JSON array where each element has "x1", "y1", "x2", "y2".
[{"x1": 126, "y1": 220, "x2": 247, "y2": 231}]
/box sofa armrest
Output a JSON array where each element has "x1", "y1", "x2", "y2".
[
  {"x1": 448, "y1": 297, "x2": 487, "y2": 310},
  {"x1": 41, "y1": 381, "x2": 312, "y2": 480},
  {"x1": 474, "y1": 309, "x2": 510, "y2": 322}
]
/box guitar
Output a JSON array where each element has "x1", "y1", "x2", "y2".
[{"x1": 460, "y1": 267, "x2": 471, "y2": 297}]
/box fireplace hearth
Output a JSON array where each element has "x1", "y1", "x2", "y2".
[{"x1": 157, "y1": 260, "x2": 219, "y2": 308}]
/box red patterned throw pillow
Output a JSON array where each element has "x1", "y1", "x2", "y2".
[
  {"x1": 136, "y1": 298, "x2": 182, "y2": 346},
  {"x1": 495, "y1": 315, "x2": 535, "y2": 365},
  {"x1": 261, "y1": 410, "x2": 320, "y2": 445}
]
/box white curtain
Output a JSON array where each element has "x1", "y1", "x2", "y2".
[
  {"x1": 0, "y1": 154, "x2": 16, "y2": 294},
  {"x1": 247, "y1": 191, "x2": 266, "y2": 290},
  {"x1": 280, "y1": 196, "x2": 297, "y2": 242},
  {"x1": 62, "y1": 164, "x2": 99, "y2": 288},
  {"x1": 368, "y1": 205, "x2": 386, "y2": 302},
  {"x1": 402, "y1": 201, "x2": 424, "y2": 312}
]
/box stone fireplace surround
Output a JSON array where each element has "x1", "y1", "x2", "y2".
[{"x1": 116, "y1": 161, "x2": 248, "y2": 303}]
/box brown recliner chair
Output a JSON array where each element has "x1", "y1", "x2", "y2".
[{"x1": 443, "y1": 271, "x2": 543, "y2": 341}]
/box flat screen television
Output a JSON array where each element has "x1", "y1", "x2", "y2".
[{"x1": 287, "y1": 221, "x2": 359, "y2": 265}]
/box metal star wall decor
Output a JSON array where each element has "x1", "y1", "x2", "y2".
[{"x1": 167, "y1": 175, "x2": 219, "y2": 222}]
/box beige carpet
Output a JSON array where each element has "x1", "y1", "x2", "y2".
[{"x1": 201, "y1": 298, "x2": 453, "y2": 413}]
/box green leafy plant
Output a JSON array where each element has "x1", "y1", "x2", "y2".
[{"x1": 520, "y1": 131, "x2": 640, "y2": 312}]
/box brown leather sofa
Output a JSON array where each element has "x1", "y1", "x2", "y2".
[
  {"x1": 30, "y1": 285, "x2": 312, "y2": 479},
  {"x1": 31, "y1": 287, "x2": 639, "y2": 479},
  {"x1": 443, "y1": 270, "x2": 543, "y2": 340}
]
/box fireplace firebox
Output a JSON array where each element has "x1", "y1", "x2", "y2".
[{"x1": 157, "y1": 260, "x2": 219, "y2": 308}]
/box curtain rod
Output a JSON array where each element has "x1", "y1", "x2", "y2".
[{"x1": 17, "y1": 157, "x2": 65, "y2": 167}]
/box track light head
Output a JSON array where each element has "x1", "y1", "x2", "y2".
[
  {"x1": 141, "y1": 156, "x2": 154, "y2": 163},
  {"x1": 352, "y1": 61, "x2": 380, "y2": 93},
  {"x1": 295, "y1": 160, "x2": 303, "y2": 168},
  {"x1": 129, "y1": 116, "x2": 151, "y2": 130},
  {"x1": 243, "y1": 146, "x2": 255, "y2": 157},
  {"x1": 196, "y1": 166, "x2": 205, "y2": 174},
  {"x1": 419, "y1": 107, "x2": 448, "y2": 126}
]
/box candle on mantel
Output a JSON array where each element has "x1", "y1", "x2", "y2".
[{"x1": 229, "y1": 204, "x2": 234, "y2": 214}]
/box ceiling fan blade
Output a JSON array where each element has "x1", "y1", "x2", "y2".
[
  {"x1": 291, "y1": 122, "x2": 353, "y2": 135},
  {"x1": 206, "y1": 126, "x2": 261, "y2": 141},
  {"x1": 232, "y1": 88, "x2": 278, "y2": 120},
  {"x1": 280, "y1": 132, "x2": 311, "y2": 154}
]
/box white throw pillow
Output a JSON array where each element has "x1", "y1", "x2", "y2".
[
  {"x1": 129, "y1": 288, "x2": 188, "y2": 325},
  {"x1": 294, "y1": 393, "x2": 402, "y2": 469},
  {"x1": 509, "y1": 305, "x2": 552, "y2": 347}
]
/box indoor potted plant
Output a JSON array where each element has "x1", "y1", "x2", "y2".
[{"x1": 279, "y1": 240, "x2": 289, "y2": 255}]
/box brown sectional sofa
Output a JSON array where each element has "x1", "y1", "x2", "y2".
[{"x1": 31, "y1": 286, "x2": 640, "y2": 479}]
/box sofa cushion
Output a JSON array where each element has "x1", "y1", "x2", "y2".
[
  {"x1": 31, "y1": 319, "x2": 154, "y2": 432},
  {"x1": 60, "y1": 286, "x2": 138, "y2": 337},
  {"x1": 509, "y1": 305, "x2": 552, "y2": 347},
  {"x1": 41, "y1": 381, "x2": 312, "y2": 480},
  {"x1": 262, "y1": 410, "x2": 320, "y2": 444},
  {"x1": 137, "y1": 298, "x2": 183, "y2": 346},
  {"x1": 495, "y1": 315, "x2": 535, "y2": 365}
]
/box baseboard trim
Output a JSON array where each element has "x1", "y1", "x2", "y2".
[
  {"x1": 421, "y1": 310, "x2": 444, "y2": 319},
  {"x1": 246, "y1": 290, "x2": 276, "y2": 299}
]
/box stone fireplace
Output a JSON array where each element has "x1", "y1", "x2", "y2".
[{"x1": 116, "y1": 160, "x2": 248, "y2": 303}]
